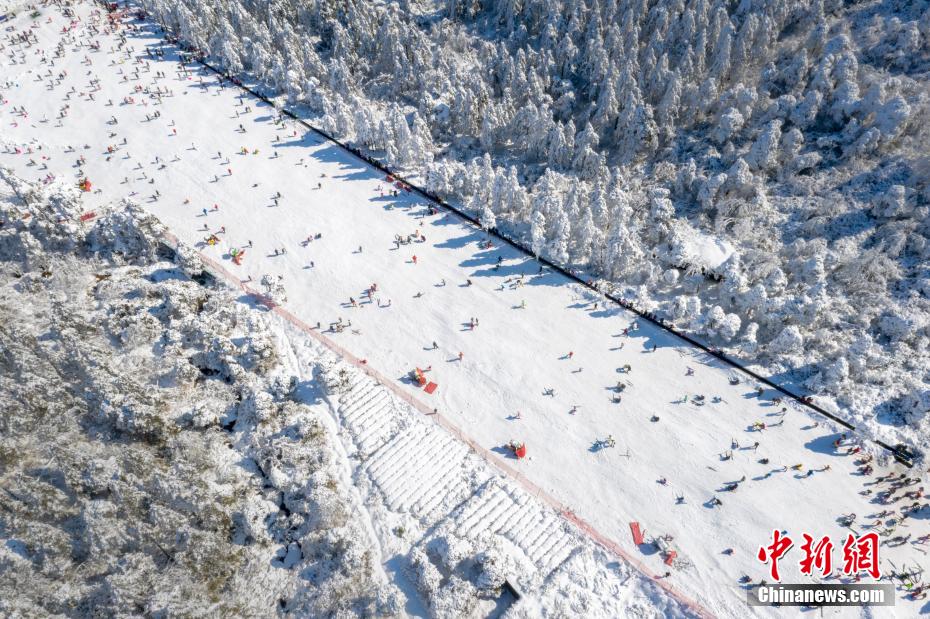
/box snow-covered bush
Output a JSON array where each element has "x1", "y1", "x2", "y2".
[
  {"x1": 0, "y1": 175, "x2": 387, "y2": 616},
  {"x1": 768, "y1": 325, "x2": 804, "y2": 355}
]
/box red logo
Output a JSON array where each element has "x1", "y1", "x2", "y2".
[
  {"x1": 799, "y1": 534, "x2": 833, "y2": 577},
  {"x1": 757, "y1": 531, "x2": 881, "y2": 581},
  {"x1": 757, "y1": 530, "x2": 794, "y2": 581},
  {"x1": 842, "y1": 532, "x2": 880, "y2": 580}
]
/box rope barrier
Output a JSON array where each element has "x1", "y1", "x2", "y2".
[{"x1": 174, "y1": 53, "x2": 913, "y2": 468}]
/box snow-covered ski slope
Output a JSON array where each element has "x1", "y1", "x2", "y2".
[{"x1": 1, "y1": 3, "x2": 927, "y2": 617}]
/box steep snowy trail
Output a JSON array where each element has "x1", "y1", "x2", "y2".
[{"x1": 0, "y1": 4, "x2": 925, "y2": 617}]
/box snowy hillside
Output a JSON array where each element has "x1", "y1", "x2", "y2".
[
  {"x1": 0, "y1": 173, "x2": 396, "y2": 615},
  {"x1": 2, "y1": 2, "x2": 929, "y2": 617},
  {"x1": 136, "y1": 0, "x2": 930, "y2": 447},
  {"x1": 0, "y1": 170, "x2": 692, "y2": 617}
]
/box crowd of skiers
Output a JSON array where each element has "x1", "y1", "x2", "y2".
[{"x1": 3, "y1": 5, "x2": 926, "y2": 595}]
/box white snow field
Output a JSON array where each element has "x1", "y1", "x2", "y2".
[{"x1": 1, "y1": 2, "x2": 928, "y2": 617}]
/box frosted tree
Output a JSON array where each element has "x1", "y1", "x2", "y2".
[
  {"x1": 571, "y1": 204, "x2": 597, "y2": 265},
  {"x1": 504, "y1": 167, "x2": 530, "y2": 222},
  {"x1": 592, "y1": 72, "x2": 619, "y2": 134},
  {"x1": 572, "y1": 122, "x2": 604, "y2": 180},
  {"x1": 530, "y1": 210, "x2": 547, "y2": 258},
  {"x1": 613, "y1": 74, "x2": 658, "y2": 162},
  {"x1": 410, "y1": 112, "x2": 434, "y2": 169},
  {"x1": 745, "y1": 120, "x2": 782, "y2": 173},
  {"x1": 713, "y1": 107, "x2": 744, "y2": 144},
  {"x1": 547, "y1": 206, "x2": 572, "y2": 264},
  {"x1": 605, "y1": 191, "x2": 643, "y2": 280},
  {"x1": 546, "y1": 120, "x2": 575, "y2": 170},
  {"x1": 479, "y1": 198, "x2": 497, "y2": 232},
  {"x1": 392, "y1": 107, "x2": 417, "y2": 167},
  {"x1": 480, "y1": 114, "x2": 498, "y2": 152}
]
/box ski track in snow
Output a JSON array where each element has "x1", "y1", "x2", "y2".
[{"x1": 1, "y1": 3, "x2": 928, "y2": 617}]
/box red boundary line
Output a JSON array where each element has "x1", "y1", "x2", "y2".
[{"x1": 157, "y1": 230, "x2": 714, "y2": 619}]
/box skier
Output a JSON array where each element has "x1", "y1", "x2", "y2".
[
  {"x1": 458, "y1": 351, "x2": 463, "y2": 361},
  {"x1": 412, "y1": 255, "x2": 417, "y2": 264}
]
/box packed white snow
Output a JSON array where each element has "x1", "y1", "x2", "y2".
[
  {"x1": 1, "y1": 3, "x2": 928, "y2": 618},
  {"x1": 134, "y1": 0, "x2": 930, "y2": 448}
]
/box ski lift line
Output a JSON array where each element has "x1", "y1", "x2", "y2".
[
  {"x1": 182, "y1": 55, "x2": 914, "y2": 467},
  {"x1": 154, "y1": 230, "x2": 714, "y2": 619}
]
